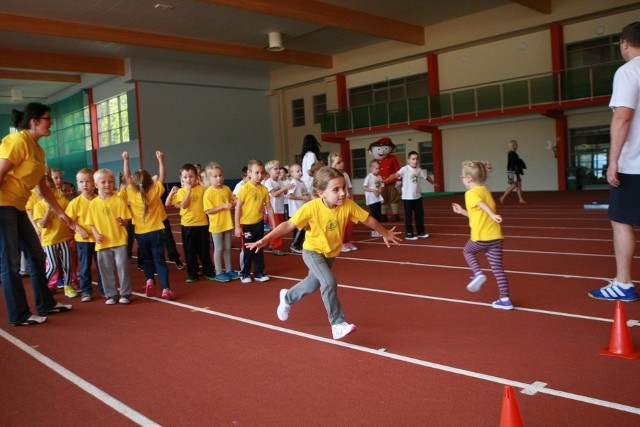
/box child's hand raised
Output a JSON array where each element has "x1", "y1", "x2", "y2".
[
  {"x1": 156, "y1": 151, "x2": 164, "y2": 160},
  {"x1": 121, "y1": 151, "x2": 129, "y2": 160}
]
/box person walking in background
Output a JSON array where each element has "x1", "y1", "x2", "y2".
[
  {"x1": 499, "y1": 140, "x2": 527, "y2": 204},
  {"x1": 204, "y1": 162, "x2": 241, "y2": 282},
  {"x1": 387, "y1": 151, "x2": 436, "y2": 240},
  {"x1": 363, "y1": 159, "x2": 385, "y2": 238},
  {"x1": 167, "y1": 163, "x2": 216, "y2": 283},
  {"x1": 246, "y1": 166, "x2": 402, "y2": 340},
  {"x1": 452, "y1": 161, "x2": 514, "y2": 310},
  {"x1": 0, "y1": 103, "x2": 73, "y2": 326},
  {"x1": 588, "y1": 22, "x2": 640, "y2": 302},
  {"x1": 86, "y1": 168, "x2": 132, "y2": 305},
  {"x1": 123, "y1": 150, "x2": 177, "y2": 300}
]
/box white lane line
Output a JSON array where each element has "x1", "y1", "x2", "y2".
[
  {"x1": 522, "y1": 381, "x2": 548, "y2": 395},
  {"x1": 136, "y1": 295, "x2": 640, "y2": 416},
  {"x1": 0, "y1": 328, "x2": 160, "y2": 427}
]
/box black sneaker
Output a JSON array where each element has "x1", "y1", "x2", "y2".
[{"x1": 405, "y1": 234, "x2": 418, "y2": 241}]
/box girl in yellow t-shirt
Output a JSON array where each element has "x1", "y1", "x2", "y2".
[
  {"x1": 203, "y1": 163, "x2": 239, "y2": 282},
  {"x1": 452, "y1": 160, "x2": 513, "y2": 310},
  {"x1": 246, "y1": 166, "x2": 402, "y2": 341},
  {"x1": 123, "y1": 150, "x2": 176, "y2": 301}
]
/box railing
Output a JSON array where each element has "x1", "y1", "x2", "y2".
[{"x1": 321, "y1": 61, "x2": 622, "y2": 134}]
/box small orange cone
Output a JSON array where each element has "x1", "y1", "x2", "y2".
[
  {"x1": 600, "y1": 301, "x2": 640, "y2": 359},
  {"x1": 499, "y1": 385, "x2": 524, "y2": 427}
]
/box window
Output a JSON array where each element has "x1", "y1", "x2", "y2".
[
  {"x1": 570, "y1": 126, "x2": 609, "y2": 188},
  {"x1": 566, "y1": 35, "x2": 622, "y2": 68},
  {"x1": 292, "y1": 98, "x2": 305, "y2": 127},
  {"x1": 96, "y1": 93, "x2": 130, "y2": 147},
  {"x1": 351, "y1": 148, "x2": 367, "y2": 179},
  {"x1": 349, "y1": 73, "x2": 428, "y2": 107},
  {"x1": 313, "y1": 94, "x2": 327, "y2": 124},
  {"x1": 418, "y1": 141, "x2": 433, "y2": 172}
]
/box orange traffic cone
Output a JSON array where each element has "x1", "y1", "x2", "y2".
[
  {"x1": 499, "y1": 385, "x2": 524, "y2": 427},
  {"x1": 600, "y1": 301, "x2": 640, "y2": 359}
]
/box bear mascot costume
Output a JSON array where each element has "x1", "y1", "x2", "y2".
[{"x1": 368, "y1": 137, "x2": 401, "y2": 221}]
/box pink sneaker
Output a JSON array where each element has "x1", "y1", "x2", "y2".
[
  {"x1": 347, "y1": 242, "x2": 358, "y2": 251},
  {"x1": 145, "y1": 279, "x2": 155, "y2": 297},
  {"x1": 161, "y1": 288, "x2": 176, "y2": 300}
]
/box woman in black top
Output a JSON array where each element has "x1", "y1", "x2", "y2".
[{"x1": 499, "y1": 140, "x2": 527, "y2": 204}]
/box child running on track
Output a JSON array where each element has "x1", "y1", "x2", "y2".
[
  {"x1": 245, "y1": 166, "x2": 402, "y2": 340},
  {"x1": 452, "y1": 160, "x2": 513, "y2": 310}
]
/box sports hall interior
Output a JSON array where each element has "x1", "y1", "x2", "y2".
[{"x1": 1, "y1": 1, "x2": 640, "y2": 425}]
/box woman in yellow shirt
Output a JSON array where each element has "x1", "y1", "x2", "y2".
[
  {"x1": 0, "y1": 103, "x2": 73, "y2": 326},
  {"x1": 246, "y1": 166, "x2": 402, "y2": 340}
]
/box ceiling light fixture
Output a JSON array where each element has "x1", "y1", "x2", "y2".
[
  {"x1": 154, "y1": 3, "x2": 174, "y2": 10},
  {"x1": 268, "y1": 32, "x2": 284, "y2": 52},
  {"x1": 10, "y1": 88, "x2": 22, "y2": 103}
]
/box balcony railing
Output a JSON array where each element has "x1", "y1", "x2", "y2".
[{"x1": 321, "y1": 61, "x2": 622, "y2": 134}]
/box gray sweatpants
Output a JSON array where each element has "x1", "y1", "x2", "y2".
[
  {"x1": 97, "y1": 245, "x2": 131, "y2": 298},
  {"x1": 285, "y1": 249, "x2": 345, "y2": 325}
]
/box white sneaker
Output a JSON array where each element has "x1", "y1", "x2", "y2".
[
  {"x1": 331, "y1": 322, "x2": 357, "y2": 340},
  {"x1": 277, "y1": 289, "x2": 290, "y2": 321},
  {"x1": 371, "y1": 231, "x2": 381, "y2": 238},
  {"x1": 240, "y1": 275, "x2": 252, "y2": 284},
  {"x1": 119, "y1": 296, "x2": 130, "y2": 304},
  {"x1": 466, "y1": 274, "x2": 487, "y2": 292},
  {"x1": 254, "y1": 274, "x2": 270, "y2": 282},
  {"x1": 105, "y1": 298, "x2": 117, "y2": 305},
  {"x1": 347, "y1": 243, "x2": 358, "y2": 251},
  {"x1": 341, "y1": 244, "x2": 352, "y2": 252}
]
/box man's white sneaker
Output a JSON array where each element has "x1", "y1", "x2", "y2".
[
  {"x1": 331, "y1": 322, "x2": 357, "y2": 340},
  {"x1": 277, "y1": 289, "x2": 290, "y2": 321}
]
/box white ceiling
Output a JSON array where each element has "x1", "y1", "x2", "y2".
[{"x1": 0, "y1": 0, "x2": 523, "y2": 106}]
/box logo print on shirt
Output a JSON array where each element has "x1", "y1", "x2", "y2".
[
  {"x1": 327, "y1": 220, "x2": 338, "y2": 232},
  {"x1": 102, "y1": 207, "x2": 111, "y2": 216}
]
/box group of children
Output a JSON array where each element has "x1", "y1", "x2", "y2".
[{"x1": 27, "y1": 146, "x2": 514, "y2": 339}]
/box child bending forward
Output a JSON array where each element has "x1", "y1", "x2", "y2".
[
  {"x1": 452, "y1": 161, "x2": 513, "y2": 310},
  {"x1": 246, "y1": 166, "x2": 402, "y2": 340}
]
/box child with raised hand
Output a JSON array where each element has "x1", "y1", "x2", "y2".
[
  {"x1": 167, "y1": 163, "x2": 216, "y2": 283},
  {"x1": 388, "y1": 151, "x2": 436, "y2": 240},
  {"x1": 363, "y1": 159, "x2": 385, "y2": 238},
  {"x1": 235, "y1": 160, "x2": 276, "y2": 283},
  {"x1": 329, "y1": 152, "x2": 358, "y2": 252},
  {"x1": 286, "y1": 163, "x2": 311, "y2": 253},
  {"x1": 263, "y1": 159, "x2": 294, "y2": 256},
  {"x1": 452, "y1": 160, "x2": 513, "y2": 310},
  {"x1": 33, "y1": 175, "x2": 77, "y2": 298},
  {"x1": 86, "y1": 168, "x2": 132, "y2": 304},
  {"x1": 65, "y1": 168, "x2": 103, "y2": 301},
  {"x1": 246, "y1": 166, "x2": 403, "y2": 340},
  {"x1": 122, "y1": 151, "x2": 177, "y2": 300},
  {"x1": 203, "y1": 163, "x2": 240, "y2": 281}
]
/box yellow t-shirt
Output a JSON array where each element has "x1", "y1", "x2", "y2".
[
  {"x1": 33, "y1": 195, "x2": 72, "y2": 246},
  {"x1": 85, "y1": 194, "x2": 132, "y2": 251},
  {"x1": 170, "y1": 185, "x2": 208, "y2": 227},
  {"x1": 65, "y1": 193, "x2": 96, "y2": 243},
  {"x1": 237, "y1": 181, "x2": 270, "y2": 225},
  {"x1": 465, "y1": 185, "x2": 503, "y2": 242},
  {"x1": 126, "y1": 180, "x2": 166, "y2": 234},
  {"x1": 203, "y1": 185, "x2": 234, "y2": 233},
  {"x1": 25, "y1": 190, "x2": 39, "y2": 211},
  {"x1": 0, "y1": 130, "x2": 46, "y2": 210},
  {"x1": 290, "y1": 198, "x2": 369, "y2": 258}
]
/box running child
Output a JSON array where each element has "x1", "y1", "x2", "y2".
[
  {"x1": 122, "y1": 150, "x2": 176, "y2": 300},
  {"x1": 167, "y1": 163, "x2": 215, "y2": 283},
  {"x1": 86, "y1": 168, "x2": 132, "y2": 304},
  {"x1": 452, "y1": 160, "x2": 513, "y2": 310},
  {"x1": 203, "y1": 162, "x2": 241, "y2": 281},
  {"x1": 246, "y1": 166, "x2": 402, "y2": 340}
]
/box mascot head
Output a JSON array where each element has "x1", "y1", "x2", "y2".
[{"x1": 368, "y1": 137, "x2": 396, "y2": 160}]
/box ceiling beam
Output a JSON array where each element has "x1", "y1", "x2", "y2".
[
  {"x1": 0, "y1": 69, "x2": 81, "y2": 83},
  {"x1": 0, "y1": 47, "x2": 125, "y2": 75},
  {"x1": 201, "y1": 0, "x2": 425, "y2": 45},
  {"x1": 0, "y1": 13, "x2": 332, "y2": 69},
  {"x1": 509, "y1": 0, "x2": 552, "y2": 14}
]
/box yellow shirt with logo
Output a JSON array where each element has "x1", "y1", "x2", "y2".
[
  {"x1": 170, "y1": 185, "x2": 208, "y2": 227},
  {"x1": 465, "y1": 185, "x2": 503, "y2": 242},
  {"x1": 85, "y1": 194, "x2": 132, "y2": 251},
  {"x1": 0, "y1": 130, "x2": 46, "y2": 210},
  {"x1": 33, "y1": 195, "x2": 72, "y2": 246},
  {"x1": 203, "y1": 185, "x2": 234, "y2": 233},
  {"x1": 125, "y1": 180, "x2": 166, "y2": 234},
  {"x1": 65, "y1": 193, "x2": 96, "y2": 243},
  {"x1": 290, "y1": 198, "x2": 369, "y2": 258},
  {"x1": 236, "y1": 181, "x2": 270, "y2": 225}
]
